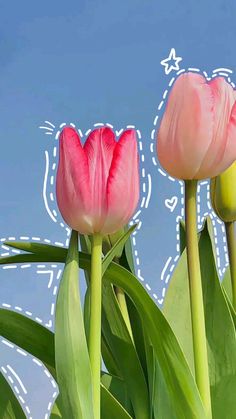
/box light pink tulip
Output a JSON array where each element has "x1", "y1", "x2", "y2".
[
  {"x1": 157, "y1": 72, "x2": 236, "y2": 180},
  {"x1": 56, "y1": 126, "x2": 139, "y2": 234}
]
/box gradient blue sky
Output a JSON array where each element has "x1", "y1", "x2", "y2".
[{"x1": 0, "y1": 1, "x2": 236, "y2": 417}]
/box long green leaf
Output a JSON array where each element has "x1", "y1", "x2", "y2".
[
  {"x1": 0, "y1": 309, "x2": 55, "y2": 376},
  {"x1": 102, "y1": 263, "x2": 206, "y2": 418},
  {"x1": 163, "y1": 221, "x2": 236, "y2": 418},
  {"x1": 101, "y1": 372, "x2": 132, "y2": 415},
  {"x1": 222, "y1": 267, "x2": 233, "y2": 304},
  {"x1": 101, "y1": 282, "x2": 150, "y2": 418},
  {"x1": 101, "y1": 384, "x2": 132, "y2": 419},
  {"x1": 162, "y1": 248, "x2": 194, "y2": 374},
  {"x1": 118, "y1": 232, "x2": 149, "y2": 383},
  {"x1": 200, "y1": 225, "x2": 236, "y2": 418},
  {"x1": 55, "y1": 230, "x2": 94, "y2": 418},
  {"x1": 0, "y1": 372, "x2": 26, "y2": 418}
]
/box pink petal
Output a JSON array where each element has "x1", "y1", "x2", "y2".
[
  {"x1": 214, "y1": 100, "x2": 236, "y2": 175},
  {"x1": 83, "y1": 127, "x2": 116, "y2": 232},
  {"x1": 157, "y1": 72, "x2": 214, "y2": 179},
  {"x1": 195, "y1": 77, "x2": 236, "y2": 178},
  {"x1": 102, "y1": 129, "x2": 139, "y2": 234},
  {"x1": 56, "y1": 127, "x2": 93, "y2": 234}
]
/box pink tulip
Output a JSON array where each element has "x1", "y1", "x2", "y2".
[
  {"x1": 157, "y1": 72, "x2": 236, "y2": 180},
  {"x1": 56, "y1": 126, "x2": 139, "y2": 234}
]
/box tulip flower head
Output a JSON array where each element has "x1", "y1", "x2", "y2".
[
  {"x1": 56, "y1": 126, "x2": 139, "y2": 235},
  {"x1": 211, "y1": 161, "x2": 236, "y2": 222},
  {"x1": 157, "y1": 72, "x2": 236, "y2": 180}
]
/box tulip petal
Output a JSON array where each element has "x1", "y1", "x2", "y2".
[
  {"x1": 195, "y1": 77, "x2": 236, "y2": 178},
  {"x1": 216, "y1": 100, "x2": 236, "y2": 175},
  {"x1": 56, "y1": 127, "x2": 93, "y2": 234},
  {"x1": 83, "y1": 127, "x2": 116, "y2": 232},
  {"x1": 102, "y1": 129, "x2": 139, "y2": 234},
  {"x1": 157, "y1": 73, "x2": 214, "y2": 179}
]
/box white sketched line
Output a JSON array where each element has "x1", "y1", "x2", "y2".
[
  {"x1": 1, "y1": 340, "x2": 58, "y2": 419},
  {"x1": 161, "y1": 256, "x2": 172, "y2": 280},
  {"x1": 43, "y1": 151, "x2": 57, "y2": 223},
  {"x1": 0, "y1": 258, "x2": 62, "y2": 328},
  {"x1": 7, "y1": 364, "x2": 27, "y2": 394},
  {"x1": 1, "y1": 365, "x2": 31, "y2": 418},
  {"x1": 37, "y1": 270, "x2": 54, "y2": 289}
]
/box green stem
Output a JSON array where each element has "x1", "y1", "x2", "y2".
[
  {"x1": 225, "y1": 221, "x2": 236, "y2": 310},
  {"x1": 185, "y1": 180, "x2": 212, "y2": 418},
  {"x1": 89, "y1": 233, "x2": 103, "y2": 419}
]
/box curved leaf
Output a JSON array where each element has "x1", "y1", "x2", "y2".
[
  {"x1": 163, "y1": 221, "x2": 236, "y2": 419},
  {"x1": 0, "y1": 309, "x2": 55, "y2": 376},
  {"x1": 101, "y1": 384, "x2": 132, "y2": 419},
  {"x1": 55, "y1": 231, "x2": 94, "y2": 418},
  {"x1": 0, "y1": 372, "x2": 26, "y2": 418}
]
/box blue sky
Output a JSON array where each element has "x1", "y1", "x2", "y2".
[{"x1": 0, "y1": 1, "x2": 236, "y2": 416}]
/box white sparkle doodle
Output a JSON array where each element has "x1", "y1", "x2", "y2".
[{"x1": 160, "y1": 48, "x2": 183, "y2": 75}]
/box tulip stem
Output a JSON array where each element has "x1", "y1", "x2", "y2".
[
  {"x1": 225, "y1": 221, "x2": 236, "y2": 310},
  {"x1": 89, "y1": 233, "x2": 103, "y2": 419},
  {"x1": 185, "y1": 180, "x2": 212, "y2": 418}
]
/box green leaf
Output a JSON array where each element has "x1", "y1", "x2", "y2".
[
  {"x1": 50, "y1": 401, "x2": 62, "y2": 418},
  {"x1": 179, "y1": 220, "x2": 186, "y2": 255},
  {"x1": 83, "y1": 285, "x2": 90, "y2": 344},
  {"x1": 0, "y1": 309, "x2": 55, "y2": 377},
  {"x1": 50, "y1": 393, "x2": 64, "y2": 418},
  {"x1": 222, "y1": 267, "x2": 233, "y2": 304},
  {"x1": 112, "y1": 229, "x2": 149, "y2": 384},
  {"x1": 101, "y1": 281, "x2": 150, "y2": 419},
  {"x1": 102, "y1": 224, "x2": 137, "y2": 275},
  {"x1": 118, "y1": 233, "x2": 149, "y2": 387},
  {"x1": 102, "y1": 262, "x2": 205, "y2": 418},
  {"x1": 200, "y1": 225, "x2": 236, "y2": 418},
  {"x1": 0, "y1": 372, "x2": 26, "y2": 418},
  {"x1": 121, "y1": 225, "x2": 136, "y2": 275},
  {"x1": 222, "y1": 286, "x2": 236, "y2": 329},
  {"x1": 163, "y1": 221, "x2": 236, "y2": 418},
  {"x1": 4, "y1": 241, "x2": 66, "y2": 261},
  {"x1": 101, "y1": 384, "x2": 132, "y2": 419},
  {"x1": 101, "y1": 335, "x2": 120, "y2": 377},
  {"x1": 163, "y1": 248, "x2": 194, "y2": 374},
  {"x1": 101, "y1": 372, "x2": 132, "y2": 415},
  {"x1": 55, "y1": 231, "x2": 94, "y2": 418},
  {"x1": 79, "y1": 235, "x2": 91, "y2": 287}
]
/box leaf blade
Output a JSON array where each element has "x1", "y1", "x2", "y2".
[{"x1": 55, "y1": 231, "x2": 94, "y2": 418}]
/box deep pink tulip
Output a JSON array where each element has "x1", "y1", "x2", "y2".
[
  {"x1": 56, "y1": 126, "x2": 139, "y2": 234},
  {"x1": 157, "y1": 72, "x2": 236, "y2": 180}
]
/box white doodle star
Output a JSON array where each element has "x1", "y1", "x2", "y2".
[{"x1": 160, "y1": 48, "x2": 182, "y2": 75}]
